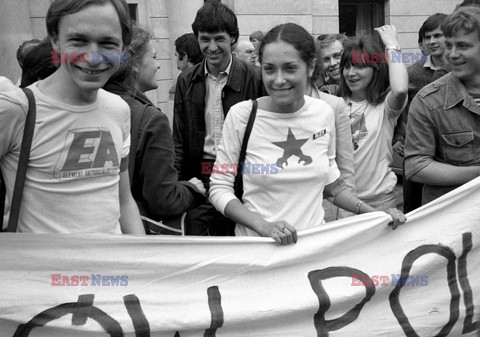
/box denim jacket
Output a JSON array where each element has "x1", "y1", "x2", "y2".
[{"x1": 405, "y1": 73, "x2": 480, "y2": 204}]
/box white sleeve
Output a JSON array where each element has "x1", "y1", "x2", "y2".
[
  {"x1": 209, "y1": 100, "x2": 251, "y2": 215},
  {"x1": 0, "y1": 77, "x2": 29, "y2": 158},
  {"x1": 384, "y1": 91, "x2": 407, "y2": 120}
]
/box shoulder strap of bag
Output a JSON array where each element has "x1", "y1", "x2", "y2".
[
  {"x1": 1, "y1": 87, "x2": 36, "y2": 232},
  {"x1": 234, "y1": 99, "x2": 257, "y2": 201}
]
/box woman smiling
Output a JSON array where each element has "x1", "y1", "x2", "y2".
[{"x1": 209, "y1": 23, "x2": 407, "y2": 245}]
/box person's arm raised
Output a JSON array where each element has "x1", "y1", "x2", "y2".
[{"x1": 374, "y1": 25, "x2": 408, "y2": 111}]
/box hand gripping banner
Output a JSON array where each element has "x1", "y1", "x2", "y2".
[{"x1": 0, "y1": 178, "x2": 479, "y2": 336}]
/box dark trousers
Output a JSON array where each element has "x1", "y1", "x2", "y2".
[
  {"x1": 402, "y1": 163, "x2": 423, "y2": 213},
  {"x1": 185, "y1": 164, "x2": 235, "y2": 236}
]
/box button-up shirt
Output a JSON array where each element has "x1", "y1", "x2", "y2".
[
  {"x1": 203, "y1": 56, "x2": 233, "y2": 159},
  {"x1": 405, "y1": 73, "x2": 480, "y2": 204}
]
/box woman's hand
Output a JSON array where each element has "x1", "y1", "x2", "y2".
[
  {"x1": 257, "y1": 220, "x2": 297, "y2": 245},
  {"x1": 392, "y1": 140, "x2": 405, "y2": 157},
  {"x1": 374, "y1": 25, "x2": 399, "y2": 47},
  {"x1": 188, "y1": 177, "x2": 206, "y2": 196},
  {"x1": 384, "y1": 208, "x2": 407, "y2": 230}
]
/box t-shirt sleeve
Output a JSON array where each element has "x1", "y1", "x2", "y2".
[
  {"x1": 0, "y1": 77, "x2": 29, "y2": 158},
  {"x1": 384, "y1": 91, "x2": 407, "y2": 120}
]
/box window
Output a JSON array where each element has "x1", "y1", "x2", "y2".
[{"x1": 339, "y1": 0, "x2": 385, "y2": 39}]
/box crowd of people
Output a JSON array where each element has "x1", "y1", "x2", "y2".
[{"x1": 1, "y1": 0, "x2": 480, "y2": 245}]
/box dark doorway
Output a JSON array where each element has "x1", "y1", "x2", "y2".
[{"x1": 339, "y1": 0, "x2": 385, "y2": 41}]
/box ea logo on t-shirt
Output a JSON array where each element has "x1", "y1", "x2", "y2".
[{"x1": 54, "y1": 128, "x2": 120, "y2": 180}]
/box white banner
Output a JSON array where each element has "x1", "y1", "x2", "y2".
[{"x1": 1, "y1": 178, "x2": 480, "y2": 336}]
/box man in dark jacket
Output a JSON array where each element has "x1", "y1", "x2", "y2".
[{"x1": 173, "y1": 1, "x2": 262, "y2": 236}]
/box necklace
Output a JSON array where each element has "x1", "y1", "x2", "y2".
[{"x1": 347, "y1": 97, "x2": 369, "y2": 119}]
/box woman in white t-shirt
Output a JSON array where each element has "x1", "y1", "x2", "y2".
[
  {"x1": 339, "y1": 26, "x2": 408, "y2": 211},
  {"x1": 209, "y1": 23, "x2": 406, "y2": 245}
]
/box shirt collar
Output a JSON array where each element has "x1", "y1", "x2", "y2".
[
  {"x1": 204, "y1": 54, "x2": 233, "y2": 77},
  {"x1": 444, "y1": 74, "x2": 480, "y2": 115},
  {"x1": 424, "y1": 55, "x2": 442, "y2": 71}
]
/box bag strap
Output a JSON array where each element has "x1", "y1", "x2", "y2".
[
  {"x1": 234, "y1": 99, "x2": 257, "y2": 201},
  {"x1": 1, "y1": 87, "x2": 36, "y2": 232}
]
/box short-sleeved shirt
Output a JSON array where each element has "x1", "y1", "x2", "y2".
[
  {"x1": 209, "y1": 96, "x2": 340, "y2": 235},
  {"x1": 0, "y1": 78, "x2": 130, "y2": 233}
]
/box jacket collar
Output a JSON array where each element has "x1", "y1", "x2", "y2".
[
  {"x1": 445, "y1": 74, "x2": 480, "y2": 115},
  {"x1": 191, "y1": 55, "x2": 243, "y2": 92},
  {"x1": 103, "y1": 81, "x2": 154, "y2": 106}
]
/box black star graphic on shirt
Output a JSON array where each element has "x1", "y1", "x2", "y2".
[{"x1": 272, "y1": 128, "x2": 312, "y2": 169}]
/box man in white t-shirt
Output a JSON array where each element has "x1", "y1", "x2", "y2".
[{"x1": 0, "y1": 0, "x2": 144, "y2": 234}]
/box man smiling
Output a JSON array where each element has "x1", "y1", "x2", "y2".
[
  {"x1": 173, "y1": 1, "x2": 262, "y2": 236},
  {"x1": 405, "y1": 6, "x2": 480, "y2": 205},
  {"x1": 0, "y1": 0, "x2": 144, "y2": 234}
]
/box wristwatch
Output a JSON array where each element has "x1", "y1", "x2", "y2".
[{"x1": 385, "y1": 44, "x2": 401, "y2": 52}]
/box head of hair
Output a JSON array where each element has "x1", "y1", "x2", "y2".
[
  {"x1": 442, "y1": 6, "x2": 480, "y2": 39},
  {"x1": 417, "y1": 24, "x2": 426, "y2": 45},
  {"x1": 249, "y1": 30, "x2": 264, "y2": 42},
  {"x1": 421, "y1": 13, "x2": 448, "y2": 39},
  {"x1": 339, "y1": 35, "x2": 389, "y2": 105},
  {"x1": 457, "y1": 0, "x2": 480, "y2": 8},
  {"x1": 317, "y1": 33, "x2": 348, "y2": 49},
  {"x1": 108, "y1": 26, "x2": 151, "y2": 88},
  {"x1": 191, "y1": 1, "x2": 239, "y2": 45},
  {"x1": 20, "y1": 40, "x2": 58, "y2": 88},
  {"x1": 258, "y1": 23, "x2": 316, "y2": 69},
  {"x1": 175, "y1": 33, "x2": 203, "y2": 65},
  {"x1": 46, "y1": 0, "x2": 132, "y2": 48},
  {"x1": 16, "y1": 39, "x2": 42, "y2": 69}
]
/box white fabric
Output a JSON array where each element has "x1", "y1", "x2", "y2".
[
  {"x1": 0, "y1": 77, "x2": 130, "y2": 233},
  {"x1": 203, "y1": 55, "x2": 232, "y2": 159},
  {"x1": 209, "y1": 96, "x2": 339, "y2": 235},
  {"x1": 1, "y1": 176, "x2": 480, "y2": 336},
  {"x1": 346, "y1": 92, "x2": 404, "y2": 202}
]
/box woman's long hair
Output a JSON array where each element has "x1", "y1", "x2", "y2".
[
  {"x1": 339, "y1": 35, "x2": 390, "y2": 105},
  {"x1": 108, "y1": 26, "x2": 152, "y2": 89}
]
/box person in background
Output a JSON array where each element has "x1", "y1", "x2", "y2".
[
  {"x1": 249, "y1": 30, "x2": 264, "y2": 67},
  {"x1": 173, "y1": 1, "x2": 262, "y2": 236},
  {"x1": 408, "y1": 14, "x2": 448, "y2": 99},
  {"x1": 339, "y1": 27, "x2": 408, "y2": 211},
  {"x1": 209, "y1": 23, "x2": 406, "y2": 245},
  {"x1": 306, "y1": 40, "x2": 356, "y2": 221},
  {"x1": 249, "y1": 30, "x2": 264, "y2": 51},
  {"x1": 317, "y1": 33, "x2": 348, "y2": 95},
  {"x1": 15, "y1": 38, "x2": 42, "y2": 86},
  {"x1": 20, "y1": 39, "x2": 58, "y2": 88},
  {"x1": 174, "y1": 33, "x2": 204, "y2": 72},
  {"x1": 400, "y1": 14, "x2": 449, "y2": 213},
  {"x1": 16, "y1": 39, "x2": 42, "y2": 70},
  {"x1": 405, "y1": 6, "x2": 480, "y2": 205},
  {"x1": 104, "y1": 27, "x2": 206, "y2": 233},
  {"x1": 232, "y1": 39, "x2": 257, "y2": 66}
]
